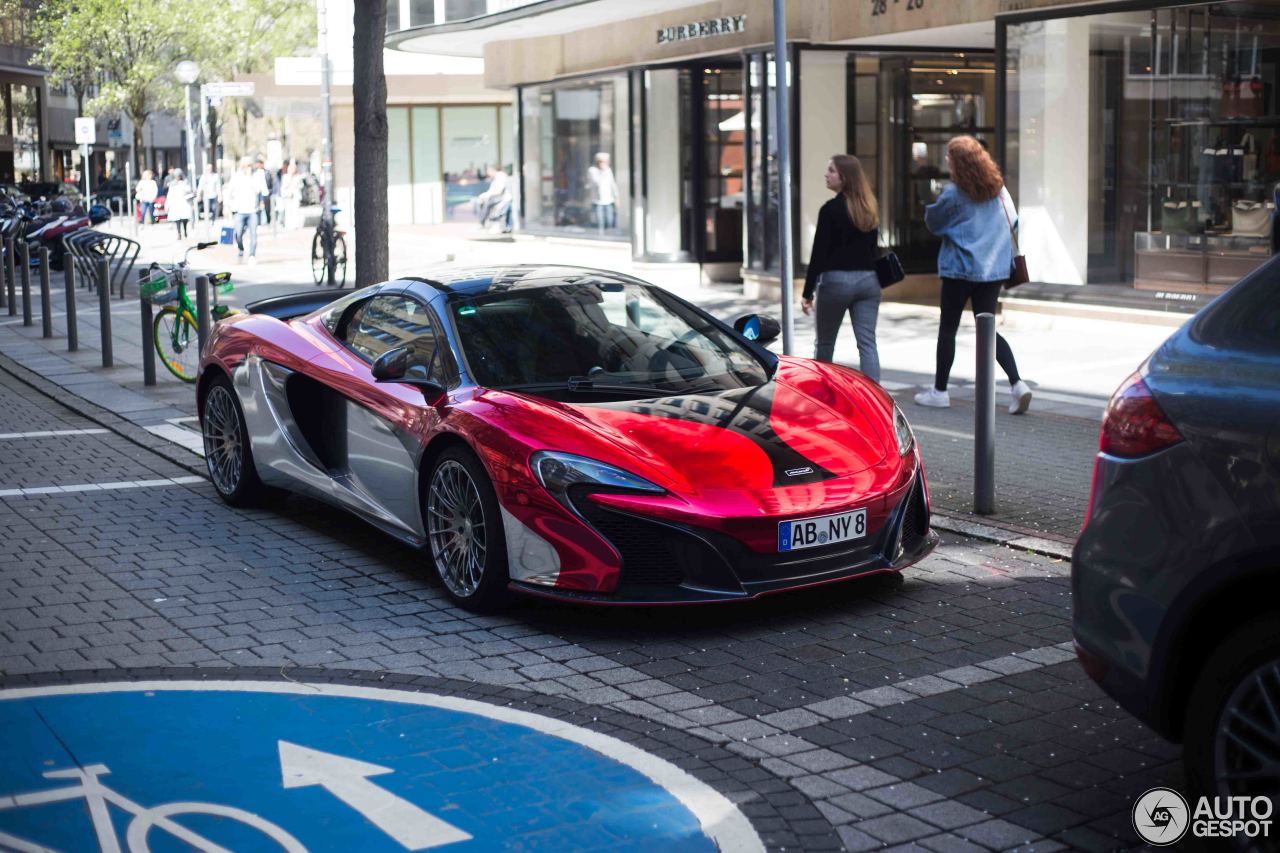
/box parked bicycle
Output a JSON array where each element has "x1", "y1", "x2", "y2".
[
  {"x1": 311, "y1": 205, "x2": 347, "y2": 287},
  {"x1": 143, "y1": 242, "x2": 236, "y2": 383},
  {"x1": 0, "y1": 762, "x2": 306, "y2": 852}
]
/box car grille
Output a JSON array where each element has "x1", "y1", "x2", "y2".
[{"x1": 575, "y1": 500, "x2": 689, "y2": 586}]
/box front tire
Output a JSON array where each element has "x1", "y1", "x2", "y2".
[
  {"x1": 201, "y1": 375, "x2": 269, "y2": 506},
  {"x1": 1183, "y1": 616, "x2": 1280, "y2": 806},
  {"x1": 425, "y1": 447, "x2": 509, "y2": 611},
  {"x1": 154, "y1": 306, "x2": 198, "y2": 383}
]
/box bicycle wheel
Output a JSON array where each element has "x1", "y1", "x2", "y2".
[
  {"x1": 126, "y1": 801, "x2": 307, "y2": 853},
  {"x1": 310, "y1": 230, "x2": 325, "y2": 285},
  {"x1": 332, "y1": 233, "x2": 348, "y2": 287},
  {"x1": 153, "y1": 306, "x2": 199, "y2": 383}
]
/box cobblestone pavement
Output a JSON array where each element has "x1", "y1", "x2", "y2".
[{"x1": 0, "y1": 367, "x2": 1185, "y2": 851}]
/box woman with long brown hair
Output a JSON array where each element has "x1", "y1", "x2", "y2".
[
  {"x1": 802, "y1": 154, "x2": 882, "y2": 381},
  {"x1": 915, "y1": 136, "x2": 1032, "y2": 414}
]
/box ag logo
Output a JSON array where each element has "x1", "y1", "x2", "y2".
[{"x1": 1133, "y1": 787, "x2": 1190, "y2": 845}]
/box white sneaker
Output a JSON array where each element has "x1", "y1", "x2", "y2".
[
  {"x1": 1009, "y1": 380, "x2": 1032, "y2": 415},
  {"x1": 914, "y1": 388, "x2": 950, "y2": 408}
]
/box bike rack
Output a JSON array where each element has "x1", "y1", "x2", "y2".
[{"x1": 62, "y1": 229, "x2": 140, "y2": 300}]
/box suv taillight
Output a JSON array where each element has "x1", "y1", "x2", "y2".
[{"x1": 1099, "y1": 371, "x2": 1183, "y2": 458}]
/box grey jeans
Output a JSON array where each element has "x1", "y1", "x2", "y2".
[{"x1": 813, "y1": 269, "x2": 881, "y2": 382}]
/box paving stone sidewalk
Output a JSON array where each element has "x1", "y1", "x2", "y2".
[{"x1": 0, "y1": 367, "x2": 1185, "y2": 851}]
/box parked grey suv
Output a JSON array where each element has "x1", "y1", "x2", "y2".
[{"x1": 1073, "y1": 257, "x2": 1280, "y2": 802}]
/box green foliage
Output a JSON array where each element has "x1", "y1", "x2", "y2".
[
  {"x1": 28, "y1": 0, "x2": 312, "y2": 127},
  {"x1": 30, "y1": 0, "x2": 196, "y2": 124}
]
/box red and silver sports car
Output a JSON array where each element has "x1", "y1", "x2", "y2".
[{"x1": 197, "y1": 266, "x2": 936, "y2": 610}]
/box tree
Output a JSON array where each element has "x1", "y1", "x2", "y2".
[
  {"x1": 352, "y1": 0, "x2": 389, "y2": 286},
  {"x1": 29, "y1": 0, "x2": 197, "y2": 174},
  {"x1": 196, "y1": 0, "x2": 312, "y2": 165}
]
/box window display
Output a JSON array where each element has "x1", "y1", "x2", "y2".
[
  {"x1": 1137, "y1": 4, "x2": 1280, "y2": 291},
  {"x1": 1005, "y1": 1, "x2": 1280, "y2": 291}
]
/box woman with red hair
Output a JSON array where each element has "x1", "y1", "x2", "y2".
[{"x1": 915, "y1": 136, "x2": 1031, "y2": 414}]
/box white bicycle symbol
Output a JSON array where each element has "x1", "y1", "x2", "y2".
[{"x1": 0, "y1": 763, "x2": 307, "y2": 853}]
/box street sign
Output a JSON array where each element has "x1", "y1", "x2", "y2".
[
  {"x1": 74, "y1": 117, "x2": 95, "y2": 145},
  {"x1": 203, "y1": 81, "x2": 255, "y2": 97},
  {"x1": 0, "y1": 680, "x2": 763, "y2": 853}
]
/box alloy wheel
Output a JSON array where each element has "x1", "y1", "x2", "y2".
[
  {"x1": 203, "y1": 385, "x2": 244, "y2": 495},
  {"x1": 1215, "y1": 659, "x2": 1280, "y2": 799},
  {"x1": 427, "y1": 460, "x2": 488, "y2": 598}
]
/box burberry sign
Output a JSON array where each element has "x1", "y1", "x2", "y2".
[{"x1": 656, "y1": 15, "x2": 747, "y2": 44}]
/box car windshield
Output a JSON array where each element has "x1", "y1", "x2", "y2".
[{"x1": 452, "y1": 281, "x2": 770, "y2": 396}]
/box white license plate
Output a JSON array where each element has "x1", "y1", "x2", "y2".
[{"x1": 778, "y1": 508, "x2": 868, "y2": 552}]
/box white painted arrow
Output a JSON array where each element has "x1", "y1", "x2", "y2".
[{"x1": 278, "y1": 740, "x2": 472, "y2": 850}]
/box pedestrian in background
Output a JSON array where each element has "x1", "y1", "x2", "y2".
[
  {"x1": 279, "y1": 161, "x2": 302, "y2": 230},
  {"x1": 197, "y1": 163, "x2": 222, "y2": 231},
  {"x1": 587, "y1": 152, "x2": 618, "y2": 235},
  {"x1": 915, "y1": 135, "x2": 1031, "y2": 414},
  {"x1": 166, "y1": 169, "x2": 194, "y2": 240},
  {"x1": 802, "y1": 154, "x2": 882, "y2": 382},
  {"x1": 255, "y1": 160, "x2": 274, "y2": 227},
  {"x1": 228, "y1": 157, "x2": 267, "y2": 264},
  {"x1": 134, "y1": 170, "x2": 158, "y2": 224}
]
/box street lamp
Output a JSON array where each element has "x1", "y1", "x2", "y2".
[{"x1": 175, "y1": 60, "x2": 200, "y2": 181}]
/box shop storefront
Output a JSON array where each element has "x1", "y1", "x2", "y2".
[
  {"x1": 385, "y1": 102, "x2": 513, "y2": 225},
  {"x1": 999, "y1": 0, "x2": 1280, "y2": 294},
  {"x1": 0, "y1": 79, "x2": 44, "y2": 184}
]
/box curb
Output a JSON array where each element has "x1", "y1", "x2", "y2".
[
  {"x1": 931, "y1": 511, "x2": 1075, "y2": 562},
  {"x1": 0, "y1": 351, "x2": 207, "y2": 480}
]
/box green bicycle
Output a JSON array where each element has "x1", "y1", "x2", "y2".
[{"x1": 142, "y1": 242, "x2": 235, "y2": 383}]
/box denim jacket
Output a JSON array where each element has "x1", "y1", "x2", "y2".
[{"x1": 924, "y1": 184, "x2": 1016, "y2": 282}]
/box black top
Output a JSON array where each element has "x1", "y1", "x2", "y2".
[{"x1": 803, "y1": 196, "x2": 879, "y2": 300}]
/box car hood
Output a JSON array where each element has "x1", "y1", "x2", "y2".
[{"x1": 491, "y1": 359, "x2": 890, "y2": 493}]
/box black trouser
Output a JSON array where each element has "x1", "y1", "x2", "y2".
[
  {"x1": 935, "y1": 277, "x2": 1021, "y2": 392},
  {"x1": 174, "y1": 218, "x2": 188, "y2": 239}
]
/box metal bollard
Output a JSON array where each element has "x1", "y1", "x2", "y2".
[
  {"x1": 196, "y1": 274, "x2": 211, "y2": 357},
  {"x1": 4, "y1": 238, "x2": 14, "y2": 315},
  {"x1": 39, "y1": 246, "x2": 53, "y2": 338},
  {"x1": 64, "y1": 261, "x2": 78, "y2": 351},
  {"x1": 0, "y1": 240, "x2": 6, "y2": 310},
  {"x1": 974, "y1": 312, "x2": 996, "y2": 515},
  {"x1": 97, "y1": 256, "x2": 113, "y2": 367},
  {"x1": 19, "y1": 241, "x2": 32, "y2": 327},
  {"x1": 139, "y1": 270, "x2": 155, "y2": 386}
]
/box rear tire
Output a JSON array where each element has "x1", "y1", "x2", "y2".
[
  {"x1": 1183, "y1": 616, "x2": 1280, "y2": 806},
  {"x1": 424, "y1": 447, "x2": 510, "y2": 612},
  {"x1": 201, "y1": 374, "x2": 269, "y2": 507}
]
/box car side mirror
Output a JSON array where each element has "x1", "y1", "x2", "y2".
[
  {"x1": 371, "y1": 346, "x2": 447, "y2": 404},
  {"x1": 733, "y1": 314, "x2": 781, "y2": 345}
]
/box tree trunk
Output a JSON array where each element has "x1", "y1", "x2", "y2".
[
  {"x1": 208, "y1": 105, "x2": 220, "y2": 172},
  {"x1": 131, "y1": 117, "x2": 146, "y2": 176},
  {"x1": 352, "y1": 0, "x2": 389, "y2": 286}
]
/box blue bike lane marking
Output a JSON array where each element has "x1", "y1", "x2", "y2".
[{"x1": 0, "y1": 681, "x2": 764, "y2": 853}]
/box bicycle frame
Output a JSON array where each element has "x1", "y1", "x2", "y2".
[{"x1": 0, "y1": 763, "x2": 307, "y2": 853}]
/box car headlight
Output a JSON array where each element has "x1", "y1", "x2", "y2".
[
  {"x1": 893, "y1": 405, "x2": 914, "y2": 456},
  {"x1": 531, "y1": 451, "x2": 665, "y2": 511}
]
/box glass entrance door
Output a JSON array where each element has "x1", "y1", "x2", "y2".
[{"x1": 700, "y1": 66, "x2": 745, "y2": 262}]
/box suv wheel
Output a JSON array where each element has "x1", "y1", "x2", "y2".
[{"x1": 1184, "y1": 616, "x2": 1280, "y2": 804}]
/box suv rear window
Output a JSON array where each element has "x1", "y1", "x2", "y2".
[{"x1": 1193, "y1": 261, "x2": 1280, "y2": 354}]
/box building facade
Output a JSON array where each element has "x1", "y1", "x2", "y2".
[
  {"x1": 0, "y1": 1, "x2": 46, "y2": 185},
  {"x1": 389, "y1": 0, "x2": 1280, "y2": 304}
]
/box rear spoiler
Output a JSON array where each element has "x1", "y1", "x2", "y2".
[{"x1": 245, "y1": 290, "x2": 345, "y2": 320}]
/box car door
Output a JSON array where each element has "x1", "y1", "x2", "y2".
[{"x1": 306, "y1": 291, "x2": 451, "y2": 542}]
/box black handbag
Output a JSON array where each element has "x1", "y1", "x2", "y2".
[{"x1": 875, "y1": 252, "x2": 904, "y2": 288}]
